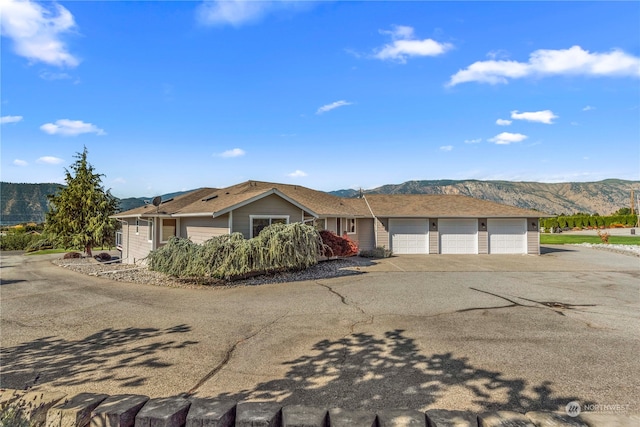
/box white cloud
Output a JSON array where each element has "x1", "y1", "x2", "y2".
[
  {"x1": 448, "y1": 45, "x2": 640, "y2": 86},
  {"x1": 440, "y1": 145, "x2": 453, "y2": 151},
  {"x1": 39, "y1": 70, "x2": 72, "y2": 80},
  {"x1": 0, "y1": 0, "x2": 79, "y2": 67},
  {"x1": 196, "y1": 0, "x2": 312, "y2": 27},
  {"x1": 511, "y1": 110, "x2": 558, "y2": 124},
  {"x1": 316, "y1": 100, "x2": 352, "y2": 114},
  {"x1": 36, "y1": 156, "x2": 64, "y2": 165},
  {"x1": 112, "y1": 177, "x2": 126, "y2": 184},
  {"x1": 496, "y1": 118, "x2": 512, "y2": 126},
  {"x1": 40, "y1": 119, "x2": 106, "y2": 136},
  {"x1": 582, "y1": 105, "x2": 595, "y2": 111},
  {"x1": 488, "y1": 132, "x2": 528, "y2": 145},
  {"x1": 13, "y1": 159, "x2": 28, "y2": 166},
  {"x1": 464, "y1": 138, "x2": 482, "y2": 144},
  {"x1": 218, "y1": 148, "x2": 246, "y2": 158},
  {"x1": 1, "y1": 115, "x2": 23, "y2": 124},
  {"x1": 374, "y1": 25, "x2": 452, "y2": 63},
  {"x1": 287, "y1": 170, "x2": 307, "y2": 178}
]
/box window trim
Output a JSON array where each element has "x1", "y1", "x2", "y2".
[
  {"x1": 160, "y1": 218, "x2": 177, "y2": 243},
  {"x1": 147, "y1": 218, "x2": 154, "y2": 242},
  {"x1": 249, "y1": 215, "x2": 289, "y2": 238},
  {"x1": 345, "y1": 217, "x2": 356, "y2": 234}
]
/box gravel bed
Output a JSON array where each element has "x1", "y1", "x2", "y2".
[
  {"x1": 570, "y1": 243, "x2": 640, "y2": 257},
  {"x1": 53, "y1": 256, "x2": 369, "y2": 289}
]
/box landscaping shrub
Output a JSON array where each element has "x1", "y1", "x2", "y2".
[
  {"x1": 148, "y1": 222, "x2": 323, "y2": 280},
  {"x1": 319, "y1": 230, "x2": 358, "y2": 257},
  {"x1": 359, "y1": 246, "x2": 393, "y2": 258},
  {"x1": 0, "y1": 231, "x2": 40, "y2": 251},
  {"x1": 25, "y1": 238, "x2": 54, "y2": 253},
  {"x1": 63, "y1": 252, "x2": 82, "y2": 259},
  {"x1": 94, "y1": 252, "x2": 112, "y2": 262}
]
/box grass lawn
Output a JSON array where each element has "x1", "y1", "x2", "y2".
[{"x1": 540, "y1": 234, "x2": 640, "y2": 245}]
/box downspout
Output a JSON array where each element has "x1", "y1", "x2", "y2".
[{"x1": 362, "y1": 194, "x2": 378, "y2": 248}]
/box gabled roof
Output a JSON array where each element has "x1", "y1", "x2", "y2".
[
  {"x1": 112, "y1": 180, "x2": 549, "y2": 220},
  {"x1": 112, "y1": 188, "x2": 217, "y2": 218},
  {"x1": 363, "y1": 194, "x2": 548, "y2": 218},
  {"x1": 113, "y1": 181, "x2": 369, "y2": 219}
]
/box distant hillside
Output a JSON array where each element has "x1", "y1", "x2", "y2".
[
  {"x1": 0, "y1": 182, "x2": 62, "y2": 225},
  {"x1": 2, "y1": 179, "x2": 637, "y2": 225},
  {"x1": 331, "y1": 179, "x2": 639, "y2": 216},
  {"x1": 0, "y1": 182, "x2": 188, "y2": 225}
]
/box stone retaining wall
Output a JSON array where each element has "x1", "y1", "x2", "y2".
[{"x1": 1, "y1": 389, "x2": 637, "y2": 427}]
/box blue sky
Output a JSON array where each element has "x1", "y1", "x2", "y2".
[{"x1": 1, "y1": 0, "x2": 639, "y2": 198}]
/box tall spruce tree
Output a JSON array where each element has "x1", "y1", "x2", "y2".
[{"x1": 45, "y1": 147, "x2": 118, "y2": 256}]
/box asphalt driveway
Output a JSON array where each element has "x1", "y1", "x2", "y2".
[{"x1": 1, "y1": 246, "x2": 638, "y2": 415}]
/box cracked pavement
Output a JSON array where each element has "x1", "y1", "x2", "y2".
[{"x1": 1, "y1": 245, "x2": 638, "y2": 414}]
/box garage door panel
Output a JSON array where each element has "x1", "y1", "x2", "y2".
[
  {"x1": 390, "y1": 219, "x2": 429, "y2": 254},
  {"x1": 488, "y1": 219, "x2": 526, "y2": 254},
  {"x1": 439, "y1": 219, "x2": 478, "y2": 254}
]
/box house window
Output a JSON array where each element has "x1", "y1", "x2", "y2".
[
  {"x1": 161, "y1": 219, "x2": 176, "y2": 242},
  {"x1": 250, "y1": 215, "x2": 289, "y2": 238},
  {"x1": 345, "y1": 218, "x2": 356, "y2": 234},
  {"x1": 147, "y1": 219, "x2": 154, "y2": 242},
  {"x1": 135, "y1": 219, "x2": 139, "y2": 234}
]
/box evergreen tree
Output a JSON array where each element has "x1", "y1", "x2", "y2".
[{"x1": 45, "y1": 147, "x2": 118, "y2": 256}]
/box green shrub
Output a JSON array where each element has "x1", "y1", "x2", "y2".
[
  {"x1": 0, "y1": 404, "x2": 31, "y2": 427},
  {"x1": 148, "y1": 223, "x2": 323, "y2": 281},
  {"x1": 0, "y1": 232, "x2": 40, "y2": 251},
  {"x1": 359, "y1": 246, "x2": 393, "y2": 258}
]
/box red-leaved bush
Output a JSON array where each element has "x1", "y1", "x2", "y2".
[{"x1": 319, "y1": 230, "x2": 358, "y2": 257}]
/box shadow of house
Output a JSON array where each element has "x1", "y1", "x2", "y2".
[
  {"x1": 0, "y1": 324, "x2": 198, "y2": 390},
  {"x1": 215, "y1": 329, "x2": 590, "y2": 413}
]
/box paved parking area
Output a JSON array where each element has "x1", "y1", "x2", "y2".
[{"x1": 1, "y1": 246, "x2": 638, "y2": 415}]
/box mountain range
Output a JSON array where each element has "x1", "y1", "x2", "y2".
[{"x1": 1, "y1": 179, "x2": 637, "y2": 225}]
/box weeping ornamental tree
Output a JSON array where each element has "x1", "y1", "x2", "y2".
[{"x1": 45, "y1": 147, "x2": 118, "y2": 256}]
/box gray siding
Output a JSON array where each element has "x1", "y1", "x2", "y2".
[
  {"x1": 352, "y1": 218, "x2": 375, "y2": 252},
  {"x1": 375, "y1": 218, "x2": 390, "y2": 249},
  {"x1": 181, "y1": 215, "x2": 229, "y2": 244},
  {"x1": 325, "y1": 217, "x2": 338, "y2": 234},
  {"x1": 429, "y1": 219, "x2": 438, "y2": 254},
  {"x1": 478, "y1": 218, "x2": 488, "y2": 254},
  {"x1": 527, "y1": 218, "x2": 540, "y2": 255},
  {"x1": 121, "y1": 220, "x2": 152, "y2": 264},
  {"x1": 233, "y1": 194, "x2": 305, "y2": 238}
]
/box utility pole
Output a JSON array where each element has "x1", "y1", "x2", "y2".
[{"x1": 631, "y1": 189, "x2": 635, "y2": 215}]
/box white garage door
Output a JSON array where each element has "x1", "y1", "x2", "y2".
[
  {"x1": 488, "y1": 219, "x2": 526, "y2": 254},
  {"x1": 390, "y1": 219, "x2": 429, "y2": 254},
  {"x1": 439, "y1": 219, "x2": 478, "y2": 254}
]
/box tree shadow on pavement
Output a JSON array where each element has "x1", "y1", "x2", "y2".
[
  {"x1": 215, "y1": 329, "x2": 590, "y2": 413},
  {"x1": 0, "y1": 324, "x2": 198, "y2": 390}
]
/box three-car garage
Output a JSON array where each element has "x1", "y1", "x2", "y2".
[{"x1": 389, "y1": 217, "x2": 529, "y2": 255}]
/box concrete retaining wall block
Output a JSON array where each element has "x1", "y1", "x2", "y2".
[
  {"x1": 377, "y1": 409, "x2": 426, "y2": 427},
  {"x1": 11, "y1": 390, "x2": 68, "y2": 427},
  {"x1": 46, "y1": 393, "x2": 109, "y2": 427},
  {"x1": 281, "y1": 405, "x2": 328, "y2": 427},
  {"x1": 185, "y1": 398, "x2": 236, "y2": 427},
  {"x1": 235, "y1": 402, "x2": 282, "y2": 427},
  {"x1": 134, "y1": 397, "x2": 191, "y2": 427},
  {"x1": 478, "y1": 411, "x2": 535, "y2": 427},
  {"x1": 2, "y1": 389, "x2": 638, "y2": 427},
  {"x1": 327, "y1": 408, "x2": 376, "y2": 427},
  {"x1": 524, "y1": 411, "x2": 588, "y2": 426},
  {"x1": 425, "y1": 409, "x2": 476, "y2": 427},
  {"x1": 91, "y1": 394, "x2": 150, "y2": 427}
]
